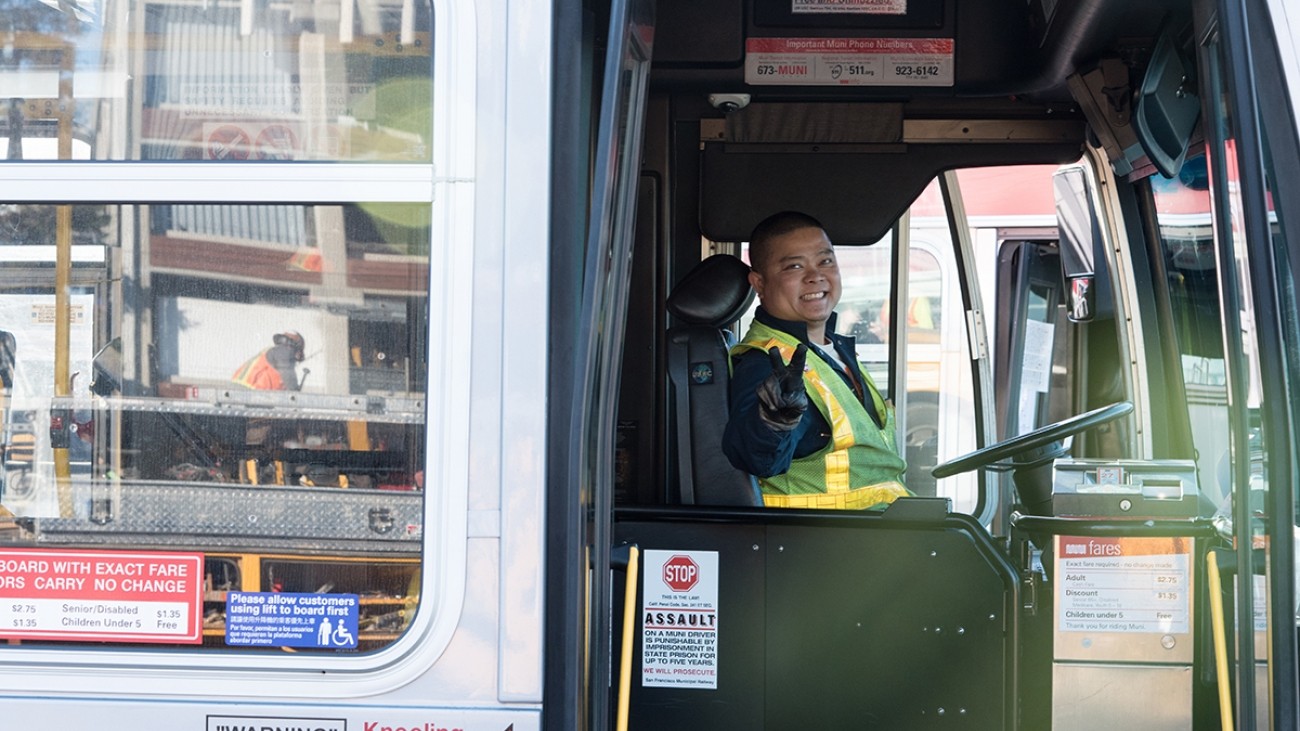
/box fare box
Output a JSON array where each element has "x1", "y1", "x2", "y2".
[
  {"x1": 745, "y1": 37, "x2": 954, "y2": 86},
  {"x1": 0, "y1": 549, "x2": 204, "y2": 644}
]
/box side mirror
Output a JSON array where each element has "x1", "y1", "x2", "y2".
[
  {"x1": 1052, "y1": 167, "x2": 1101, "y2": 322},
  {"x1": 90, "y1": 337, "x2": 122, "y2": 397}
]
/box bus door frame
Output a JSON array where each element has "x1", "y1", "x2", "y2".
[
  {"x1": 556, "y1": 0, "x2": 657, "y2": 728},
  {"x1": 1202, "y1": 0, "x2": 1300, "y2": 727},
  {"x1": 939, "y1": 171, "x2": 1000, "y2": 526}
]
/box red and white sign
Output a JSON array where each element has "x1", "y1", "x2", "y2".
[
  {"x1": 662, "y1": 554, "x2": 699, "y2": 592},
  {"x1": 1056, "y1": 536, "x2": 1191, "y2": 634},
  {"x1": 745, "y1": 37, "x2": 954, "y2": 86},
  {"x1": 205, "y1": 124, "x2": 251, "y2": 160},
  {"x1": 642, "y1": 550, "x2": 719, "y2": 690},
  {"x1": 255, "y1": 124, "x2": 299, "y2": 160},
  {"x1": 793, "y1": 0, "x2": 907, "y2": 14},
  {"x1": 204, "y1": 122, "x2": 302, "y2": 161},
  {"x1": 0, "y1": 549, "x2": 204, "y2": 644}
]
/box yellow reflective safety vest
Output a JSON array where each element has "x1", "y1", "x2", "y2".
[{"x1": 733, "y1": 321, "x2": 910, "y2": 509}]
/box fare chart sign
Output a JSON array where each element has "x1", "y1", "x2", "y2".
[
  {"x1": 0, "y1": 549, "x2": 204, "y2": 643},
  {"x1": 642, "y1": 550, "x2": 719, "y2": 689},
  {"x1": 1057, "y1": 536, "x2": 1191, "y2": 634}
]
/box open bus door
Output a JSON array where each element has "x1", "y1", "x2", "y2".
[
  {"x1": 595, "y1": 2, "x2": 1300, "y2": 729},
  {"x1": 554, "y1": 0, "x2": 657, "y2": 728}
]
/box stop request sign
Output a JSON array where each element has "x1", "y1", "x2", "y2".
[{"x1": 662, "y1": 554, "x2": 699, "y2": 592}]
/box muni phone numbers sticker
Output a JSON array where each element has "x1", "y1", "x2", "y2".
[
  {"x1": 745, "y1": 37, "x2": 954, "y2": 86},
  {"x1": 792, "y1": 0, "x2": 909, "y2": 13}
]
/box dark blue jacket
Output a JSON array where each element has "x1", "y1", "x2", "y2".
[{"x1": 723, "y1": 307, "x2": 885, "y2": 478}]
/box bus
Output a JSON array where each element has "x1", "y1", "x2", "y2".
[{"x1": 0, "y1": 0, "x2": 1296, "y2": 729}]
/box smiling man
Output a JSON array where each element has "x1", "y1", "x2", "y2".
[{"x1": 722, "y1": 211, "x2": 909, "y2": 509}]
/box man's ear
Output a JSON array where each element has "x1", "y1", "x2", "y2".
[{"x1": 747, "y1": 269, "x2": 765, "y2": 299}]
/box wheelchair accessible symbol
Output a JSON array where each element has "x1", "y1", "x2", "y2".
[{"x1": 317, "y1": 616, "x2": 356, "y2": 648}]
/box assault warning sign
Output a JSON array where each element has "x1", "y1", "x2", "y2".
[
  {"x1": 0, "y1": 549, "x2": 203, "y2": 643},
  {"x1": 1057, "y1": 536, "x2": 1191, "y2": 634},
  {"x1": 642, "y1": 550, "x2": 719, "y2": 689}
]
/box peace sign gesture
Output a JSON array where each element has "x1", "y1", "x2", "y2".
[{"x1": 756, "y1": 344, "x2": 809, "y2": 430}]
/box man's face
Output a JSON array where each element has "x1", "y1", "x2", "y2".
[{"x1": 749, "y1": 225, "x2": 841, "y2": 333}]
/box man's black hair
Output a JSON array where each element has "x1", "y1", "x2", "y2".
[{"x1": 748, "y1": 211, "x2": 826, "y2": 272}]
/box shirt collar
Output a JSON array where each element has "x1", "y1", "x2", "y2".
[{"x1": 754, "y1": 306, "x2": 840, "y2": 346}]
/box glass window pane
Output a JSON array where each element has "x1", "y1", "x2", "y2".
[
  {"x1": 1150, "y1": 161, "x2": 1227, "y2": 504},
  {"x1": 0, "y1": 202, "x2": 428, "y2": 652},
  {"x1": 1, "y1": 0, "x2": 433, "y2": 162},
  {"x1": 834, "y1": 235, "x2": 892, "y2": 394}
]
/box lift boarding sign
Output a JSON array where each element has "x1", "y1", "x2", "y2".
[{"x1": 225, "y1": 591, "x2": 360, "y2": 649}]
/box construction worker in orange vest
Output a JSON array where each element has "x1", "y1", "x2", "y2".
[{"x1": 232, "y1": 331, "x2": 306, "y2": 391}]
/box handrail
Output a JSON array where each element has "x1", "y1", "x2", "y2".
[
  {"x1": 616, "y1": 545, "x2": 640, "y2": 731},
  {"x1": 1207, "y1": 548, "x2": 1235, "y2": 731},
  {"x1": 1010, "y1": 512, "x2": 1221, "y2": 538}
]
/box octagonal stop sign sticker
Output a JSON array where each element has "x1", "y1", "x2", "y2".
[{"x1": 662, "y1": 554, "x2": 699, "y2": 592}]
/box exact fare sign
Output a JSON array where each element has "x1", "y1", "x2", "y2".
[{"x1": 0, "y1": 549, "x2": 204, "y2": 644}]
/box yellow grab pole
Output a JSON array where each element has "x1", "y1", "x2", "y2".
[
  {"x1": 53, "y1": 204, "x2": 73, "y2": 517},
  {"x1": 616, "y1": 545, "x2": 640, "y2": 731},
  {"x1": 53, "y1": 36, "x2": 75, "y2": 517},
  {"x1": 1207, "y1": 550, "x2": 1235, "y2": 731}
]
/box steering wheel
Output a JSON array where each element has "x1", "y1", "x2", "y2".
[{"x1": 931, "y1": 401, "x2": 1133, "y2": 478}]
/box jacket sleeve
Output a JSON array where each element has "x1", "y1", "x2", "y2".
[
  {"x1": 265, "y1": 345, "x2": 301, "y2": 391},
  {"x1": 722, "y1": 348, "x2": 812, "y2": 477}
]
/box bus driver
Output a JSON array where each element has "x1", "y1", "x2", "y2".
[{"x1": 723, "y1": 211, "x2": 910, "y2": 509}]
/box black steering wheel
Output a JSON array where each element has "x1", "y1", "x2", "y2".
[{"x1": 931, "y1": 401, "x2": 1134, "y2": 478}]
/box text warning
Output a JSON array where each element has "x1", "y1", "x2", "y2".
[
  {"x1": 0, "y1": 548, "x2": 203, "y2": 643},
  {"x1": 225, "y1": 592, "x2": 360, "y2": 649}
]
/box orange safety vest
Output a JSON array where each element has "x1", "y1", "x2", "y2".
[{"x1": 231, "y1": 349, "x2": 285, "y2": 390}]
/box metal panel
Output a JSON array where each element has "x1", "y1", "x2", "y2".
[
  {"x1": 765, "y1": 521, "x2": 1012, "y2": 729},
  {"x1": 615, "y1": 508, "x2": 1018, "y2": 730},
  {"x1": 51, "y1": 391, "x2": 426, "y2": 424},
  {"x1": 168, "y1": 205, "x2": 309, "y2": 246},
  {"x1": 1052, "y1": 664, "x2": 1192, "y2": 731},
  {"x1": 22, "y1": 481, "x2": 421, "y2": 554}
]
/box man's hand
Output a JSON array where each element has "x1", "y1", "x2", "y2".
[{"x1": 755, "y1": 344, "x2": 808, "y2": 431}]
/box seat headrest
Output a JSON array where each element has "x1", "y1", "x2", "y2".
[{"x1": 667, "y1": 254, "x2": 755, "y2": 328}]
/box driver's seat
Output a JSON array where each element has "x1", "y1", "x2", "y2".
[{"x1": 666, "y1": 254, "x2": 763, "y2": 506}]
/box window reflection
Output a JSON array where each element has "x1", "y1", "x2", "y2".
[
  {"x1": 2, "y1": 0, "x2": 433, "y2": 162},
  {"x1": 0, "y1": 202, "x2": 428, "y2": 651}
]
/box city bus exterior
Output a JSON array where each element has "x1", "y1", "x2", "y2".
[{"x1": 0, "y1": 0, "x2": 1296, "y2": 730}]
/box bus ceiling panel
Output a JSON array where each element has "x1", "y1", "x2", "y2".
[
  {"x1": 698, "y1": 141, "x2": 1083, "y2": 245},
  {"x1": 653, "y1": 0, "x2": 1188, "y2": 101},
  {"x1": 699, "y1": 102, "x2": 1085, "y2": 144},
  {"x1": 654, "y1": 0, "x2": 745, "y2": 66}
]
